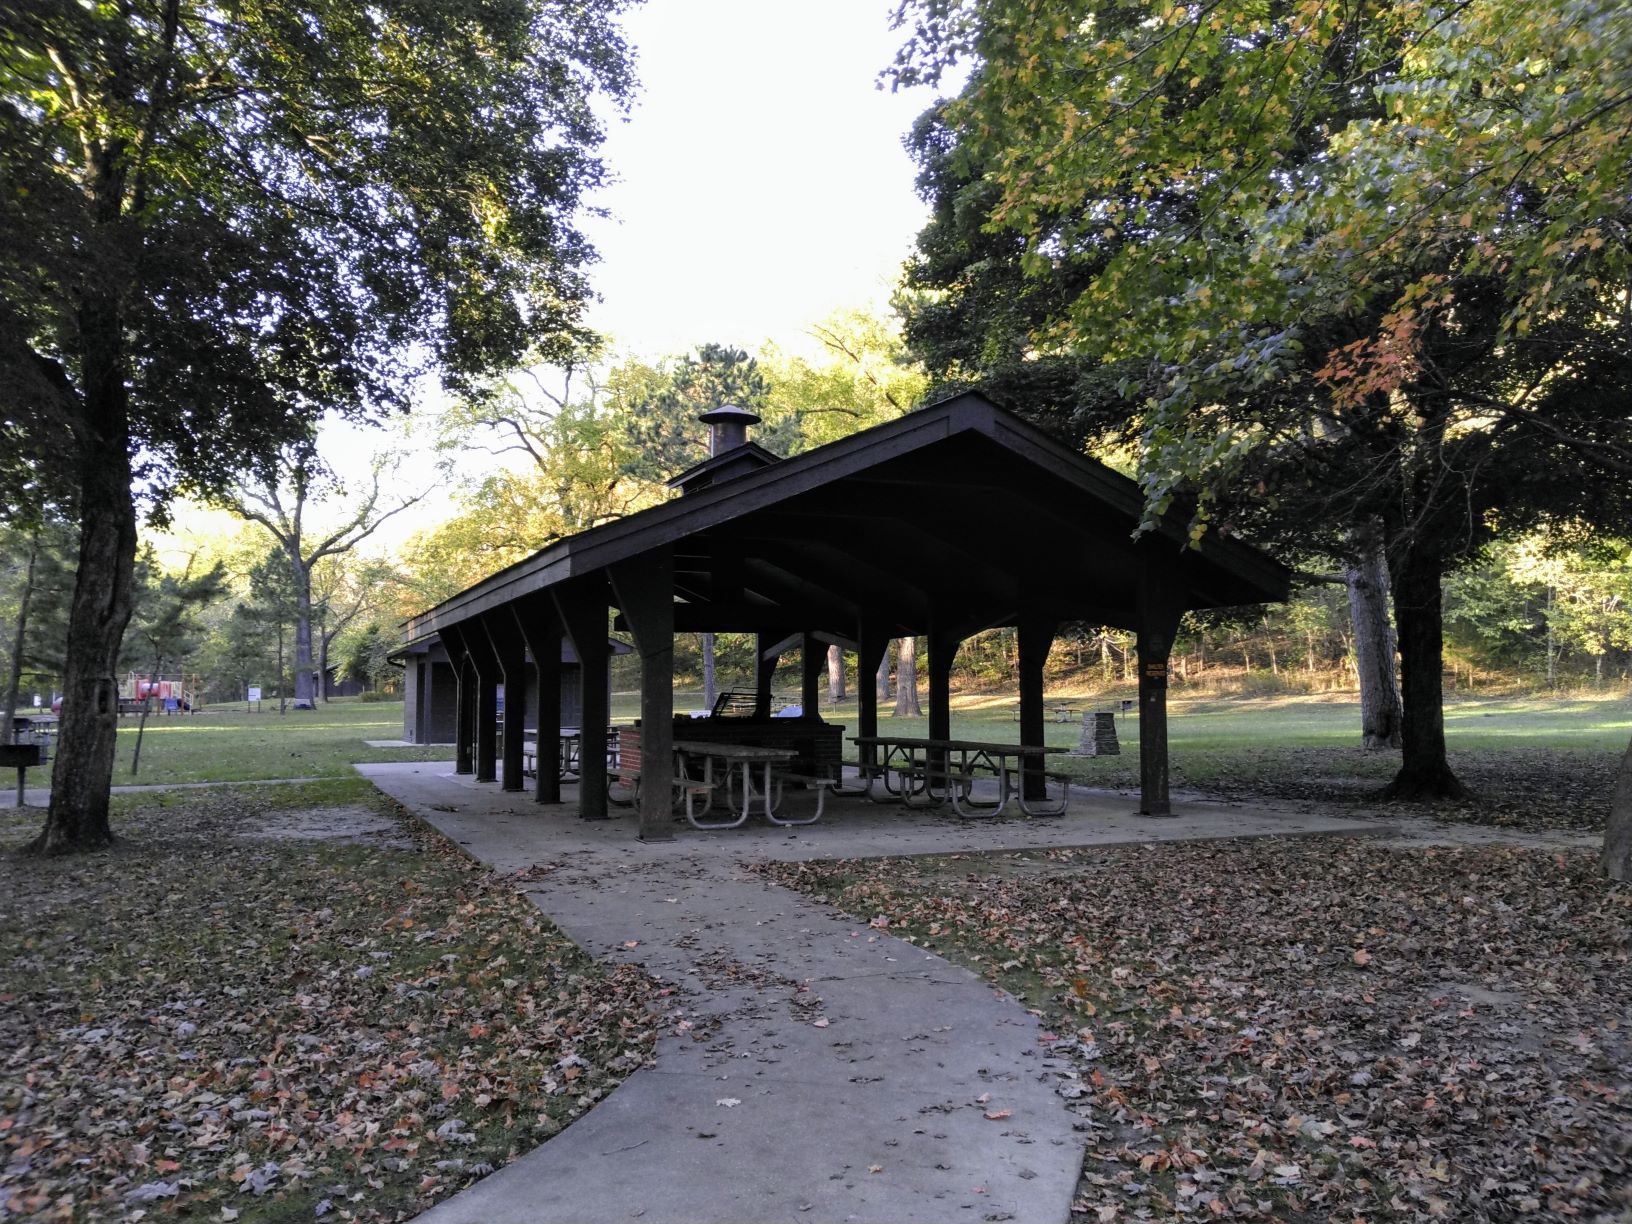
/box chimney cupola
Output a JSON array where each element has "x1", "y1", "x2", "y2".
[{"x1": 698, "y1": 403, "x2": 760, "y2": 456}]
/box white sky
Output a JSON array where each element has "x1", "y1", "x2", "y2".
[
  {"x1": 157, "y1": 1, "x2": 948, "y2": 563},
  {"x1": 579, "y1": 0, "x2": 944, "y2": 356}
]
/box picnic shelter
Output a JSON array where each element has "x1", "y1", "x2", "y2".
[{"x1": 400, "y1": 392, "x2": 1291, "y2": 839}]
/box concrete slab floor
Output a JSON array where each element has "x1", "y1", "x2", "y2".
[{"x1": 359, "y1": 762, "x2": 1386, "y2": 1224}]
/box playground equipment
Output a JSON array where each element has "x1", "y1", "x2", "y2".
[{"x1": 122, "y1": 672, "x2": 204, "y2": 713}]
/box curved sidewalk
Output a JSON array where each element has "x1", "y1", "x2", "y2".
[{"x1": 361, "y1": 762, "x2": 1380, "y2": 1224}]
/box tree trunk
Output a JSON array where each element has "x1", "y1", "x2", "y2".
[
  {"x1": 893, "y1": 636, "x2": 923, "y2": 717},
  {"x1": 317, "y1": 614, "x2": 330, "y2": 703},
  {"x1": 276, "y1": 622, "x2": 287, "y2": 715},
  {"x1": 1382, "y1": 542, "x2": 1466, "y2": 800},
  {"x1": 876, "y1": 649, "x2": 890, "y2": 702},
  {"x1": 701, "y1": 632, "x2": 717, "y2": 707},
  {"x1": 827, "y1": 643, "x2": 845, "y2": 703},
  {"x1": 28, "y1": 311, "x2": 139, "y2": 854},
  {"x1": 4, "y1": 532, "x2": 40, "y2": 744},
  {"x1": 1603, "y1": 735, "x2": 1632, "y2": 882},
  {"x1": 289, "y1": 544, "x2": 316, "y2": 706},
  {"x1": 1346, "y1": 527, "x2": 1403, "y2": 750}
]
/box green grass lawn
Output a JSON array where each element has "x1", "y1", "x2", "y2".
[
  {"x1": 86, "y1": 690, "x2": 1628, "y2": 827},
  {"x1": 660, "y1": 689, "x2": 1629, "y2": 830},
  {"x1": 94, "y1": 700, "x2": 449, "y2": 785}
]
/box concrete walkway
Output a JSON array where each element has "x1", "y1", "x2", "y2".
[{"x1": 361, "y1": 762, "x2": 1384, "y2": 1224}]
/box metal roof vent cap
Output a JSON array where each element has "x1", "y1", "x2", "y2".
[{"x1": 698, "y1": 403, "x2": 760, "y2": 456}]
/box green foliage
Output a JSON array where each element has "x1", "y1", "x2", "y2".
[
  {"x1": 759, "y1": 308, "x2": 929, "y2": 447},
  {"x1": 0, "y1": 0, "x2": 636, "y2": 512},
  {"x1": 409, "y1": 311, "x2": 932, "y2": 611},
  {"x1": 0, "y1": 519, "x2": 75, "y2": 684},
  {"x1": 620, "y1": 343, "x2": 778, "y2": 481},
  {"x1": 336, "y1": 621, "x2": 404, "y2": 693},
  {"x1": 890, "y1": 0, "x2": 1632, "y2": 540},
  {"x1": 119, "y1": 546, "x2": 228, "y2": 676}
]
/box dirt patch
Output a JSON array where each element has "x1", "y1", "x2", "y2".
[{"x1": 237, "y1": 803, "x2": 413, "y2": 847}]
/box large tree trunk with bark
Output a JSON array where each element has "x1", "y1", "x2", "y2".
[
  {"x1": 701, "y1": 632, "x2": 717, "y2": 708},
  {"x1": 1383, "y1": 542, "x2": 1466, "y2": 800},
  {"x1": 1346, "y1": 525, "x2": 1402, "y2": 750},
  {"x1": 893, "y1": 636, "x2": 923, "y2": 717},
  {"x1": 317, "y1": 628, "x2": 330, "y2": 702},
  {"x1": 28, "y1": 305, "x2": 139, "y2": 854},
  {"x1": 1604, "y1": 736, "x2": 1632, "y2": 882},
  {"x1": 4, "y1": 533, "x2": 39, "y2": 743},
  {"x1": 289, "y1": 544, "x2": 316, "y2": 706},
  {"x1": 827, "y1": 643, "x2": 845, "y2": 703},
  {"x1": 876, "y1": 650, "x2": 890, "y2": 703}
]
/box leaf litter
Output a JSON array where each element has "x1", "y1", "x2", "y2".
[
  {"x1": 0, "y1": 786, "x2": 665, "y2": 1221},
  {"x1": 755, "y1": 839, "x2": 1632, "y2": 1222},
  {"x1": 1062, "y1": 744, "x2": 1619, "y2": 832}
]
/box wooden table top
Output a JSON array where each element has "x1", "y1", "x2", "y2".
[
  {"x1": 849, "y1": 735, "x2": 1064, "y2": 755},
  {"x1": 673, "y1": 740, "x2": 797, "y2": 763}
]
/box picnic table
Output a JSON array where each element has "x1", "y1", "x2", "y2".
[
  {"x1": 850, "y1": 735, "x2": 1071, "y2": 818},
  {"x1": 672, "y1": 739, "x2": 815, "y2": 829},
  {"x1": 1011, "y1": 700, "x2": 1081, "y2": 723},
  {"x1": 522, "y1": 726, "x2": 620, "y2": 781}
]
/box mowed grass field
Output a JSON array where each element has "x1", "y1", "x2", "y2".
[
  {"x1": 57, "y1": 691, "x2": 1630, "y2": 828},
  {"x1": 692, "y1": 688, "x2": 1632, "y2": 830},
  {"x1": 92, "y1": 701, "x2": 447, "y2": 784}
]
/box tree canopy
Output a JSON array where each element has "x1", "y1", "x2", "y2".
[
  {"x1": 2, "y1": 0, "x2": 636, "y2": 852},
  {"x1": 890, "y1": 0, "x2": 1632, "y2": 797}
]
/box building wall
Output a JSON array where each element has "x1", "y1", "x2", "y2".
[
  {"x1": 424, "y1": 660, "x2": 460, "y2": 744},
  {"x1": 402, "y1": 660, "x2": 422, "y2": 741},
  {"x1": 403, "y1": 654, "x2": 592, "y2": 743}
]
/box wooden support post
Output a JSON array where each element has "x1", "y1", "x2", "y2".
[
  {"x1": 1137, "y1": 545, "x2": 1186, "y2": 817},
  {"x1": 754, "y1": 633, "x2": 780, "y2": 718},
  {"x1": 856, "y1": 625, "x2": 888, "y2": 769},
  {"x1": 514, "y1": 594, "x2": 563, "y2": 804},
  {"x1": 927, "y1": 624, "x2": 960, "y2": 744},
  {"x1": 465, "y1": 627, "x2": 500, "y2": 784},
  {"x1": 482, "y1": 613, "x2": 528, "y2": 792},
  {"x1": 610, "y1": 550, "x2": 676, "y2": 842},
  {"x1": 1016, "y1": 617, "x2": 1058, "y2": 801},
  {"x1": 555, "y1": 583, "x2": 611, "y2": 821},
  {"x1": 926, "y1": 623, "x2": 962, "y2": 781},
  {"x1": 442, "y1": 624, "x2": 475, "y2": 775},
  {"x1": 800, "y1": 633, "x2": 822, "y2": 715}
]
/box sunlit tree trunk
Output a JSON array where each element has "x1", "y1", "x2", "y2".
[
  {"x1": 289, "y1": 544, "x2": 316, "y2": 706},
  {"x1": 1346, "y1": 525, "x2": 1403, "y2": 750},
  {"x1": 827, "y1": 643, "x2": 845, "y2": 703},
  {"x1": 893, "y1": 636, "x2": 923, "y2": 717}
]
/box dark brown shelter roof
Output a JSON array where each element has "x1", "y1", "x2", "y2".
[{"x1": 404, "y1": 392, "x2": 1289, "y2": 644}]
